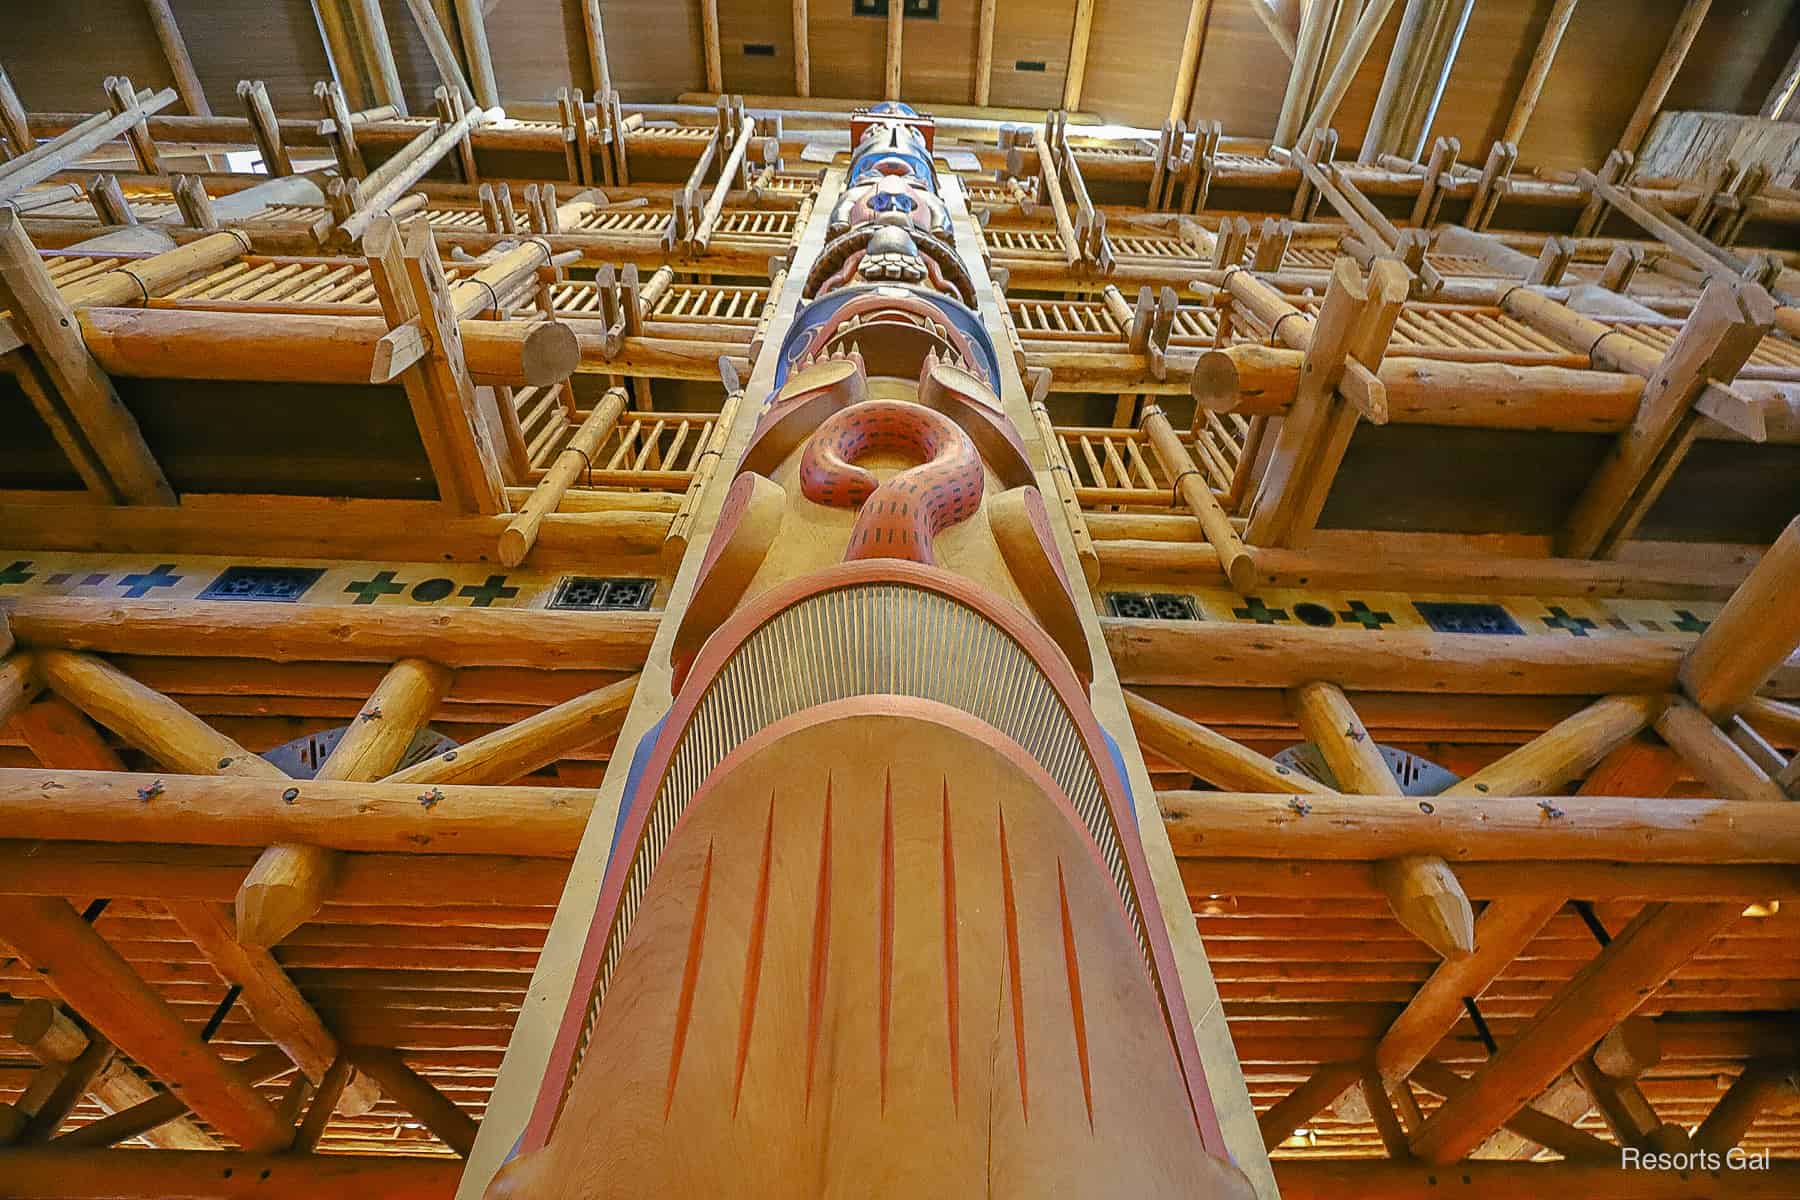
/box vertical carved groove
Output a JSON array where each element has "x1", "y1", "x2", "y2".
[
  {"x1": 1057, "y1": 860, "x2": 1094, "y2": 1129},
  {"x1": 663, "y1": 842, "x2": 714, "y2": 1120},
  {"x1": 732, "y1": 792, "x2": 777, "y2": 1116},
  {"x1": 878, "y1": 769, "x2": 896, "y2": 1110},
  {"x1": 998, "y1": 807, "x2": 1029, "y2": 1122},
  {"x1": 803, "y1": 776, "x2": 833, "y2": 1113},
  {"x1": 941, "y1": 778, "x2": 960, "y2": 1110}
]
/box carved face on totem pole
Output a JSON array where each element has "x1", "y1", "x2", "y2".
[{"x1": 485, "y1": 103, "x2": 1253, "y2": 1200}]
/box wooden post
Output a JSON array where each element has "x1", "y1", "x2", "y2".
[
  {"x1": 1289, "y1": 680, "x2": 1474, "y2": 960},
  {"x1": 0, "y1": 66, "x2": 32, "y2": 160},
  {"x1": 702, "y1": 0, "x2": 724, "y2": 95},
  {"x1": 1124, "y1": 691, "x2": 1333, "y2": 795},
  {"x1": 1502, "y1": 0, "x2": 1577, "y2": 147},
  {"x1": 1169, "y1": 0, "x2": 1213, "y2": 125},
  {"x1": 345, "y1": 0, "x2": 409, "y2": 115},
  {"x1": 1258, "y1": 1062, "x2": 1362, "y2": 1149},
  {"x1": 1063, "y1": 0, "x2": 1097, "y2": 111},
  {"x1": 452, "y1": 0, "x2": 499, "y2": 108},
  {"x1": 1655, "y1": 697, "x2": 1789, "y2": 805},
  {"x1": 311, "y1": 0, "x2": 372, "y2": 112},
  {"x1": 1694, "y1": 1064, "x2": 1794, "y2": 1153},
  {"x1": 0, "y1": 898, "x2": 293, "y2": 1152},
  {"x1": 794, "y1": 0, "x2": 811, "y2": 96},
  {"x1": 102, "y1": 76, "x2": 163, "y2": 176},
  {"x1": 1760, "y1": 41, "x2": 1800, "y2": 120},
  {"x1": 581, "y1": 0, "x2": 613, "y2": 98},
  {"x1": 237, "y1": 656, "x2": 454, "y2": 947},
  {"x1": 1360, "y1": 0, "x2": 1434, "y2": 163},
  {"x1": 364, "y1": 216, "x2": 509, "y2": 513},
  {"x1": 402, "y1": 0, "x2": 477, "y2": 109},
  {"x1": 885, "y1": 0, "x2": 903, "y2": 100},
  {"x1": 0, "y1": 212, "x2": 174, "y2": 506},
  {"x1": 292, "y1": 1058, "x2": 352, "y2": 1153},
  {"x1": 237, "y1": 81, "x2": 293, "y2": 176},
  {"x1": 1295, "y1": 0, "x2": 1401, "y2": 150},
  {"x1": 141, "y1": 0, "x2": 211, "y2": 116},
  {"x1": 1615, "y1": 0, "x2": 1711, "y2": 160},
  {"x1": 974, "y1": 0, "x2": 997, "y2": 106}
]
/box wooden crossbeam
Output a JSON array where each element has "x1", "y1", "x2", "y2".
[
  {"x1": 11, "y1": 1002, "x2": 214, "y2": 1149},
  {"x1": 1406, "y1": 899, "x2": 1744, "y2": 1163},
  {"x1": 0, "y1": 898, "x2": 292, "y2": 1151},
  {"x1": 238, "y1": 656, "x2": 453, "y2": 946},
  {"x1": 347, "y1": 1047, "x2": 479, "y2": 1155},
  {"x1": 1615, "y1": 0, "x2": 1712, "y2": 160}
]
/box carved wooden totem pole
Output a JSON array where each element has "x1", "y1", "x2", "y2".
[{"x1": 486, "y1": 105, "x2": 1254, "y2": 1199}]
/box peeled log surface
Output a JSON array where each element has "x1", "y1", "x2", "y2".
[
  {"x1": 78, "y1": 307, "x2": 578, "y2": 388},
  {"x1": 0, "y1": 768, "x2": 590, "y2": 855},
  {"x1": 0, "y1": 1149, "x2": 461, "y2": 1199},
  {"x1": 5, "y1": 597, "x2": 658, "y2": 670},
  {"x1": 1157, "y1": 791, "x2": 1800, "y2": 863},
  {"x1": 1274, "y1": 1159, "x2": 1800, "y2": 1199},
  {"x1": 1105, "y1": 622, "x2": 1704, "y2": 694},
  {"x1": 1679, "y1": 514, "x2": 1800, "y2": 720}
]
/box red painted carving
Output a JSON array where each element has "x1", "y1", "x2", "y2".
[{"x1": 799, "y1": 400, "x2": 984, "y2": 565}]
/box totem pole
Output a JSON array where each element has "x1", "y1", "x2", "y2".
[{"x1": 486, "y1": 104, "x2": 1253, "y2": 1199}]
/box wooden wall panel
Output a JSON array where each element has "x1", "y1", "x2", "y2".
[
  {"x1": 594, "y1": 0, "x2": 705, "y2": 100},
  {"x1": 988, "y1": 0, "x2": 1076, "y2": 110},
  {"x1": 171, "y1": 0, "x2": 334, "y2": 113},
  {"x1": 1183, "y1": 0, "x2": 1308, "y2": 137},
  {"x1": 800, "y1": 1, "x2": 887, "y2": 100},
  {"x1": 483, "y1": 0, "x2": 590, "y2": 104},
  {"x1": 717, "y1": 0, "x2": 798, "y2": 97},
  {"x1": 1082, "y1": 0, "x2": 1192, "y2": 129},
  {"x1": 1, "y1": 0, "x2": 171, "y2": 113}
]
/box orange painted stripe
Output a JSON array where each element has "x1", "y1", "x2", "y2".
[
  {"x1": 878, "y1": 769, "x2": 896, "y2": 1111},
  {"x1": 941, "y1": 779, "x2": 960, "y2": 1110},
  {"x1": 803, "y1": 777, "x2": 833, "y2": 1114},
  {"x1": 731, "y1": 791, "x2": 777, "y2": 1116},
  {"x1": 663, "y1": 842, "x2": 714, "y2": 1120},
  {"x1": 1057, "y1": 860, "x2": 1094, "y2": 1130},
  {"x1": 998, "y1": 808, "x2": 1029, "y2": 1123}
]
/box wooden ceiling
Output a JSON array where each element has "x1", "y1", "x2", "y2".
[{"x1": 4, "y1": 1, "x2": 1799, "y2": 170}]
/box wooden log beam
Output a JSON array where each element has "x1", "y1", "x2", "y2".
[
  {"x1": 0, "y1": 769, "x2": 591, "y2": 855},
  {"x1": 0, "y1": 652, "x2": 41, "y2": 730},
  {"x1": 1693, "y1": 1063, "x2": 1796, "y2": 1153},
  {"x1": 885, "y1": 0, "x2": 903, "y2": 99},
  {"x1": 1124, "y1": 689, "x2": 1330, "y2": 794},
  {"x1": 1289, "y1": 680, "x2": 1473, "y2": 960},
  {"x1": 0, "y1": 898, "x2": 291, "y2": 1151},
  {"x1": 1063, "y1": 0, "x2": 1097, "y2": 111},
  {"x1": 1139, "y1": 401, "x2": 1252, "y2": 589},
  {"x1": 12, "y1": 1001, "x2": 214, "y2": 1149},
  {"x1": 385, "y1": 673, "x2": 638, "y2": 785},
  {"x1": 1405, "y1": 899, "x2": 1744, "y2": 1163},
  {"x1": 793, "y1": 0, "x2": 811, "y2": 96},
  {"x1": 974, "y1": 0, "x2": 997, "y2": 107},
  {"x1": 702, "y1": 0, "x2": 724, "y2": 96},
  {"x1": 1294, "y1": 0, "x2": 1400, "y2": 150},
  {"x1": 1257, "y1": 1061, "x2": 1362, "y2": 1149},
  {"x1": 345, "y1": 0, "x2": 408, "y2": 114},
  {"x1": 141, "y1": 0, "x2": 210, "y2": 117},
  {"x1": 1410, "y1": 1060, "x2": 1618, "y2": 1162},
  {"x1": 77, "y1": 306, "x2": 576, "y2": 390},
  {"x1": 4, "y1": 597, "x2": 658, "y2": 671},
  {"x1": 0, "y1": 211, "x2": 174, "y2": 506},
  {"x1": 1655, "y1": 696, "x2": 1789, "y2": 805},
  {"x1": 1615, "y1": 0, "x2": 1712, "y2": 160},
  {"x1": 345, "y1": 1047, "x2": 478, "y2": 1155},
  {"x1": 1274, "y1": 0, "x2": 1331, "y2": 147},
  {"x1": 1439, "y1": 693, "x2": 1665, "y2": 798},
  {"x1": 401, "y1": 0, "x2": 477, "y2": 109},
  {"x1": 1679, "y1": 514, "x2": 1800, "y2": 721},
  {"x1": 451, "y1": 0, "x2": 499, "y2": 109},
  {"x1": 1104, "y1": 616, "x2": 1732, "y2": 694},
  {"x1": 1157, "y1": 789, "x2": 1800, "y2": 863},
  {"x1": 1169, "y1": 0, "x2": 1214, "y2": 126},
  {"x1": 1276, "y1": 1158, "x2": 1800, "y2": 1199},
  {"x1": 0, "y1": 1150, "x2": 460, "y2": 1199},
  {"x1": 239, "y1": 656, "x2": 453, "y2": 947}
]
